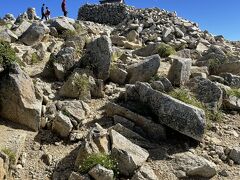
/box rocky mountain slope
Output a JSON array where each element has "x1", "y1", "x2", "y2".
[{"x1": 0, "y1": 4, "x2": 240, "y2": 180}]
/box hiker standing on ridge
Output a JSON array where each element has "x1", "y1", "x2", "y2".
[
  {"x1": 45, "y1": 7, "x2": 51, "y2": 20},
  {"x1": 61, "y1": 0, "x2": 68, "y2": 17},
  {"x1": 41, "y1": 3, "x2": 45, "y2": 20}
]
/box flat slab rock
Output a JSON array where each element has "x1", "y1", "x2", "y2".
[
  {"x1": 173, "y1": 152, "x2": 217, "y2": 178},
  {"x1": 110, "y1": 129, "x2": 149, "y2": 176}
]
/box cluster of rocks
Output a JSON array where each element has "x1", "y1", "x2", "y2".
[{"x1": 0, "y1": 3, "x2": 240, "y2": 180}]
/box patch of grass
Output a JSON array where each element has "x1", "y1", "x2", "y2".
[
  {"x1": 169, "y1": 88, "x2": 204, "y2": 109},
  {"x1": 31, "y1": 52, "x2": 40, "y2": 64},
  {"x1": 0, "y1": 41, "x2": 20, "y2": 68},
  {"x1": 1, "y1": 148, "x2": 16, "y2": 165},
  {"x1": 79, "y1": 153, "x2": 118, "y2": 175},
  {"x1": 226, "y1": 88, "x2": 240, "y2": 98},
  {"x1": 60, "y1": 30, "x2": 77, "y2": 40},
  {"x1": 155, "y1": 43, "x2": 176, "y2": 58},
  {"x1": 74, "y1": 74, "x2": 90, "y2": 99},
  {"x1": 111, "y1": 50, "x2": 123, "y2": 62},
  {"x1": 169, "y1": 88, "x2": 223, "y2": 126}
]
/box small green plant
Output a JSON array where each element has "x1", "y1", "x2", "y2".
[
  {"x1": 111, "y1": 50, "x2": 123, "y2": 62},
  {"x1": 31, "y1": 52, "x2": 40, "y2": 64},
  {"x1": 169, "y1": 88, "x2": 223, "y2": 126},
  {"x1": 79, "y1": 153, "x2": 118, "y2": 175},
  {"x1": 226, "y1": 88, "x2": 240, "y2": 98},
  {"x1": 169, "y1": 88, "x2": 204, "y2": 109},
  {"x1": 1, "y1": 148, "x2": 16, "y2": 165},
  {"x1": 60, "y1": 30, "x2": 77, "y2": 39},
  {"x1": 155, "y1": 43, "x2": 176, "y2": 58},
  {"x1": 74, "y1": 74, "x2": 90, "y2": 99},
  {"x1": 0, "y1": 41, "x2": 20, "y2": 67}
]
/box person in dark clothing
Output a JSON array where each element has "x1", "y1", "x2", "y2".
[
  {"x1": 41, "y1": 4, "x2": 45, "y2": 20},
  {"x1": 61, "y1": 0, "x2": 68, "y2": 17},
  {"x1": 45, "y1": 7, "x2": 51, "y2": 20}
]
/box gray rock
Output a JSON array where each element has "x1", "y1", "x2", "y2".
[
  {"x1": 50, "y1": 17, "x2": 75, "y2": 32},
  {"x1": 187, "y1": 77, "x2": 223, "y2": 111},
  {"x1": 220, "y1": 73, "x2": 240, "y2": 88},
  {"x1": 13, "y1": 20, "x2": 31, "y2": 37},
  {"x1": 52, "y1": 112, "x2": 73, "y2": 138},
  {"x1": 53, "y1": 47, "x2": 78, "y2": 81},
  {"x1": 174, "y1": 152, "x2": 217, "y2": 178},
  {"x1": 127, "y1": 54, "x2": 160, "y2": 83},
  {"x1": 229, "y1": 147, "x2": 240, "y2": 164},
  {"x1": 151, "y1": 81, "x2": 165, "y2": 92},
  {"x1": 20, "y1": 23, "x2": 49, "y2": 46},
  {"x1": 167, "y1": 57, "x2": 192, "y2": 86},
  {"x1": 89, "y1": 164, "x2": 114, "y2": 180},
  {"x1": 0, "y1": 29, "x2": 18, "y2": 42},
  {"x1": 0, "y1": 64, "x2": 41, "y2": 131},
  {"x1": 59, "y1": 100, "x2": 90, "y2": 123},
  {"x1": 69, "y1": 172, "x2": 91, "y2": 180},
  {"x1": 133, "y1": 43, "x2": 160, "y2": 57},
  {"x1": 110, "y1": 66, "x2": 127, "y2": 85},
  {"x1": 80, "y1": 36, "x2": 112, "y2": 81},
  {"x1": 223, "y1": 95, "x2": 240, "y2": 111},
  {"x1": 110, "y1": 129, "x2": 149, "y2": 176},
  {"x1": 131, "y1": 164, "x2": 158, "y2": 180},
  {"x1": 105, "y1": 102, "x2": 166, "y2": 141},
  {"x1": 59, "y1": 69, "x2": 91, "y2": 100},
  {"x1": 125, "y1": 82, "x2": 206, "y2": 141}
]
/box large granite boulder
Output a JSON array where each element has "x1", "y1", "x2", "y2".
[
  {"x1": 187, "y1": 77, "x2": 223, "y2": 111},
  {"x1": 167, "y1": 57, "x2": 192, "y2": 86},
  {"x1": 20, "y1": 23, "x2": 49, "y2": 46},
  {"x1": 126, "y1": 82, "x2": 206, "y2": 141},
  {"x1": 127, "y1": 55, "x2": 160, "y2": 84},
  {"x1": 0, "y1": 65, "x2": 41, "y2": 131},
  {"x1": 80, "y1": 36, "x2": 112, "y2": 81}
]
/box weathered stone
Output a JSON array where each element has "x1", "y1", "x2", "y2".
[
  {"x1": 133, "y1": 43, "x2": 160, "y2": 57},
  {"x1": 0, "y1": 65, "x2": 41, "y2": 131},
  {"x1": 50, "y1": 17, "x2": 75, "y2": 32},
  {"x1": 0, "y1": 29, "x2": 18, "y2": 42},
  {"x1": 52, "y1": 112, "x2": 73, "y2": 138},
  {"x1": 229, "y1": 147, "x2": 240, "y2": 164},
  {"x1": 127, "y1": 55, "x2": 160, "y2": 83},
  {"x1": 110, "y1": 129, "x2": 149, "y2": 176},
  {"x1": 75, "y1": 125, "x2": 110, "y2": 168},
  {"x1": 13, "y1": 20, "x2": 31, "y2": 37},
  {"x1": 131, "y1": 164, "x2": 158, "y2": 180},
  {"x1": 220, "y1": 73, "x2": 240, "y2": 88},
  {"x1": 69, "y1": 172, "x2": 91, "y2": 180},
  {"x1": 174, "y1": 152, "x2": 216, "y2": 178},
  {"x1": 111, "y1": 123, "x2": 158, "y2": 149},
  {"x1": 126, "y1": 82, "x2": 206, "y2": 141},
  {"x1": 80, "y1": 36, "x2": 112, "y2": 81},
  {"x1": 187, "y1": 77, "x2": 223, "y2": 111},
  {"x1": 20, "y1": 23, "x2": 49, "y2": 46},
  {"x1": 59, "y1": 100, "x2": 90, "y2": 123},
  {"x1": 89, "y1": 164, "x2": 114, "y2": 180},
  {"x1": 110, "y1": 66, "x2": 127, "y2": 85},
  {"x1": 105, "y1": 102, "x2": 166, "y2": 140},
  {"x1": 167, "y1": 57, "x2": 192, "y2": 86},
  {"x1": 53, "y1": 47, "x2": 78, "y2": 81},
  {"x1": 0, "y1": 158, "x2": 6, "y2": 180}
]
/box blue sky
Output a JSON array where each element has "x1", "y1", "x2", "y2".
[{"x1": 0, "y1": 0, "x2": 239, "y2": 40}]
